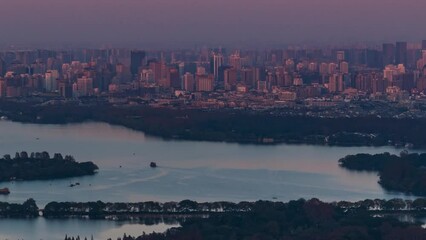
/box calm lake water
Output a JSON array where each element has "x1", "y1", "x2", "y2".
[
  {"x1": 0, "y1": 218, "x2": 179, "y2": 240},
  {"x1": 0, "y1": 120, "x2": 420, "y2": 239}
]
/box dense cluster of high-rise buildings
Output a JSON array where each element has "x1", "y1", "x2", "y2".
[{"x1": 1, "y1": 41, "x2": 426, "y2": 106}]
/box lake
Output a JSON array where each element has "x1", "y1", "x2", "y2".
[
  {"x1": 0, "y1": 120, "x2": 420, "y2": 239},
  {"x1": 0, "y1": 218, "x2": 179, "y2": 240}
]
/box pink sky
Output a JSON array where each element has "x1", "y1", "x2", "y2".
[{"x1": 1, "y1": 0, "x2": 425, "y2": 47}]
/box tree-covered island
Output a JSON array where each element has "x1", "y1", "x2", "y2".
[{"x1": 0, "y1": 151, "x2": 98, "y2": 182}]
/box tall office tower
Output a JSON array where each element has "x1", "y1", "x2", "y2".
[
  {"x1": 212, "y1": 53, "x2": 224, "y2": 81},
  {"x1": 328, "y1": 73, "x2": 344, "y2": 93},
  {"x1": 319, "y1": 63, "x2": 329, "y2": 76},
  {"x1": 58, "y1": 80, "x2": 72, "y2": 98},
  {"x1": 241, "y1": 68, "x2": 254, "y2": 87},
  {"x1": 224, "y1": 68, "x2": 238, "y2": 91},
  {"x1": 76, "y1": 76, "x2": 94, "y2": 96},
  {"x1": 169, "y1": 68, "x2": 181, "y2": 89},
  {"x1": 45, "y1": 70, "x2": 59, "y2": 92},
  {"x1": 0, "y1": 79, "x2": 5, "y2": 97},
  {"x1": 308, "y1": 62, "x2": 318, "y2": 72},
  {"x1": 422, "y1": 40, "x2": 426, "y2": 50},
  {"x1": 183, "y1": 72, "x2": 195, "y2": 91},
  {"x1": 339, "y1": 61, "x2": 349, "y2": 74},
  {"x1": 178, "y1": 62, "x2": 185, "y2": 78},
  {"x1": 366, "y1": 49, "x2": 381, "y2": 68},
  {"x1": 149, "y1": 61, "x2": 162, "y2": 82},
  {"x1": 420, "y1": 50, "x2": 426, "y2": 69},
  {"x1": 141, "y1": 69, "x2": 155, "y2": 83},
  {"x1": 229, "y1": 52, "x2": 242, "y2": 70},
  {"x1": 395, "y1": 42, "x2": 407, "y2": 66},
  {"x1": 196, "y1": 66, "x2": 206, "y2": 75},
  {"x1": 285, "y1": 59, "x2": 295, "y2": 72},
  {"x1": 328, "y1": 63, "x2": 338, "y2": 75},
  {"x1": 130, "y1": 50, "x2": 146, "y2": 76},
  {"x1": 382, "y1": 43, "x2": 395, "y2": 66},
  {"x1": 196, "y1": 74, "x2": 214, "y2": 92},
  {"x1": 0, "y1": 58, "x2": 5, "y2": 77},
  {"x1": 184, "y1": 62, "x2": 197, "y2": 75},
  {"x1": 336, "y1": 51, "x2": 345, "y2": 62},
  {"x1": 157, "y1": 63, "x2": 170, "y2": 88}
]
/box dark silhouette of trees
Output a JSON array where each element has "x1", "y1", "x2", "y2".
[
  {"x1": 340, "y1": 152, "x2": 426, "y2": 195},
  {"x1": 0, "y1": 152, "x2": 98, "y2": 182},
  {"x1": 2, "y1": 100, "x2": 426, "y2": 147}
]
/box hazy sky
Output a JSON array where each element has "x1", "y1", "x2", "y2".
[{"x1": 1, "y1": 0, "x2": 426, "y2": 47}]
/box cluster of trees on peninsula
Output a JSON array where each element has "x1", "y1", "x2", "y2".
[
  {"x1": 339, "y1": 152, "x2": 426, "y2": 195},
  {"x1": 1, "y1": 100, "x2": 426, "y2": 147},
  {"x1": 0, "y1": 151, "x2": 98, "y2": 182}
]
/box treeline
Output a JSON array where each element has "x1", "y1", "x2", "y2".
[
  {"x1": 42, "y1": 198, "x2": 426, "y2": 219},
  {"x1": 110, "y1": 199, "x2": 426, "y2": 240},
  {"x1": 339, "y1": 152, "x2": 426, "y2": 195},
  {"x1": 44, "y1": 200, "x2": 252, "y2": 218},
  {"x1": 0, "y1": 151, "x2": 98, "y2": 181},
  {"x1": 0, "y1": 198, "x2": 38, "y2": 217},
  {"x1": 8, "y1": 198, "x2": 426, "y2": 240},
  {"x1": 1, "y1": 100, "x2": 426, "y2": 147},
  {"x1": 7, "y1": 198, "x2": 426, "y2": 219}
]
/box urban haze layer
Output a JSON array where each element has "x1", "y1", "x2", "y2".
[{"x1": 1, "y1": 41, "x2": 426, "y2": 109}]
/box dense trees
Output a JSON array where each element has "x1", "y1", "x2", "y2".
[
  {"x1": 1, "y1": 100, "x2": 426, "y2": 147},
  {"x1": 7, "y1": 198, "x2": 426, "y2": 239},
  {"x1": 0, "y1": 151, "x2": 98, "y2": 182},
  {"x1": 123, "y1": 199, "x2": 426, "y2": 240},
  {"x1": 0, "y1": 198, "x2": 38, "y2": 217},
  {"x1": 339, "y1": 152, "x2": 426, "y2": 195}
]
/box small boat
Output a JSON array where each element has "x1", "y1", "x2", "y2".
[
  {"x1": 0, "y1": 188, "x2": 10, "y2": 195},
  {"x1": 150, "y1": 162, "x2": 157, "y2": 168}
]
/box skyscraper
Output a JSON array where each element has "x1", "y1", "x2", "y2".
[
  {"x1": 45, "y1": 70, "x2": 59, "y2": 92},
  {"x1": 183, "y1": 72, "x2": 195, "y2": 92},
  {"x1": 169, "y1": 68, "x2": 181, "y2": 89},
  {"x1": 422, "y1": 40, "x2": 426, "y2": 50},
  {"x1": 382, "y1": 43, "x2": 395, "y2": 66},
  {"x1": 339, "y1": 61, "x2": 349, "y2": 74},
  {"x1": 196, "y1": 74, "x2": 214, "y2": 92},
  {"x1": 229, "y1": 52, "x2": 242, "y2": 70},
  {"x1": 336, "y1": 51, "x2": 345, "y2": 62},
  {"x1": 212, "y1": 53, "x2": 224, "y2": 81},
  {"x1": 0, "y1": 58, "x2": 5, "y2": 77},
  {"x1": 224, "y1": 68, "x2": 238, "y2": 91},
  {"x1": 130, "y1": 50, "x2": 146, "y2": 76},
  {"x1": 395, "y1": 42, "x2": 407, "y2": 66}
]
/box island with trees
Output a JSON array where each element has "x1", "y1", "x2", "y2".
[
  {"x1": 0, "y1": 198, "x2": 38, "y2": 217},
  {"x1": 339, "y1": 152, "x2": 426, "y2": 195},
  {"x1": 0, "y1": 151, "x2": 98, "y2": 182}
]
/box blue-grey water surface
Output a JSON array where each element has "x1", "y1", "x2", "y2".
[{"x1": 0, "y1": 120, "x2": 419, "y2": 240}]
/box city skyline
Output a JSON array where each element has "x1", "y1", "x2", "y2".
[{"x1": 2, "y1": 0, "x2": 426, "y2": 47}]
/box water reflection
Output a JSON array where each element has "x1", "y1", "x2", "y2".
[
  {"x1": 0, "y1": 218, "x2": 179, "y2": 240},
  {"x1": 0, "y1": 121, "x2": 420, "y2": 206}
]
